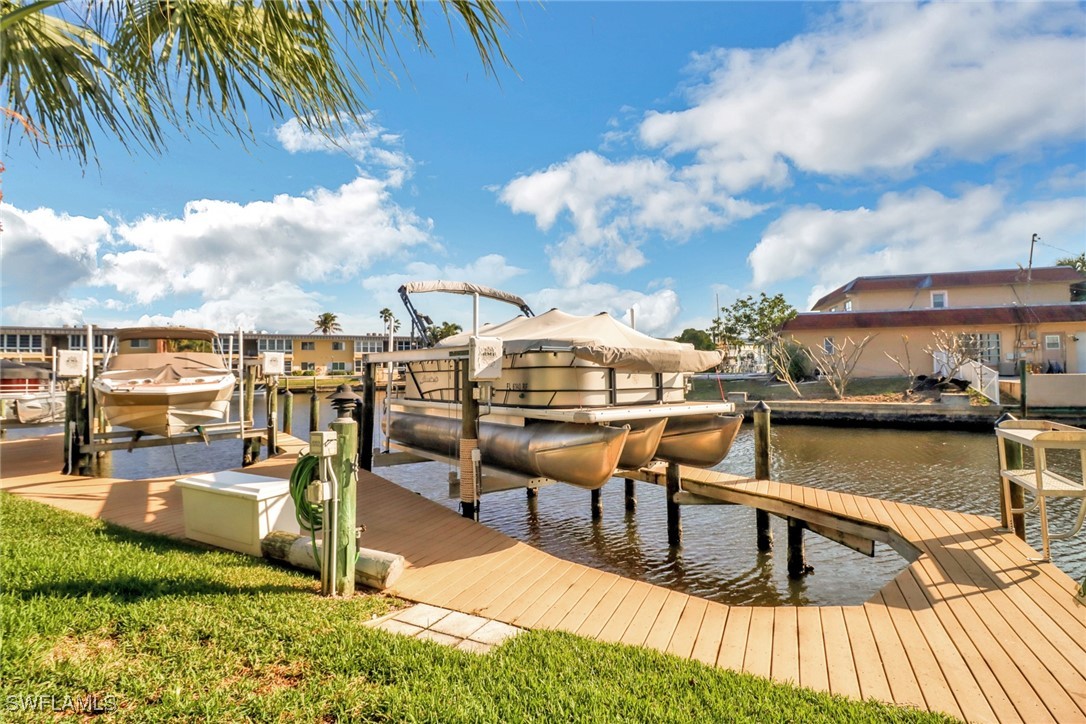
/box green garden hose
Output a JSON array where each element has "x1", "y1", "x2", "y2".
[{"x1": 289, "y1": 454, "x2": 323, "y2": 570}]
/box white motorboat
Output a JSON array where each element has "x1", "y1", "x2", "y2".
[
  {"x1": 375, "y1": 282, "x2": 740, "y2": 489},
  {"x1": 92, "y1": 327, "x2": 236, "y2": 437}
]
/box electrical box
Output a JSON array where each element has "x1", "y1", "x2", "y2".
[
  {"x1": 469, "y1": 336, "x2": 503, "y2": 381},
  {"x1": 57, "y1": 350, "x2": 87, "y2": 378},
  {"x1": 261, "y1": 351, "x2": 285, "y2": 376},
  {"x1": 310, "y1": 430, "x2": 337, "y2": 459}
]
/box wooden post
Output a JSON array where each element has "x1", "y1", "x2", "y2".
[
  {"x1": 309, "y1": 387, "x2": 320, "y2": 434},
  {"x1": 624, "y1": 477, "x2": 637, "y2": 511},
  {"x1": 243, "y1": 368, "x2": 256, "y2": 425},
  {"x1": 460, "y1": 360, "x2": 480, "y2": 520},
  {"x1": 63, "y1": 387, "x2": 80, "y2": 474},
  {"x1": 1019, "y1": 360, "x2": 1028, "y2": 419},
  {"x1": 995, "y1": 413, "x2": 1026, "y2": 540},
  {"x1": 77, "y1": 382, "x2": 92, "y2": 475},
  {"x1": 282, "y1": 389, "x2": 293, "y2": 435},
  {"x1": 591, "y1": 488, "x2": 603, "y2": 520},
  {"x1": 266, "y1": 376, "x2": 278, "y2": 456},
  {"x1": 754, "y1": 401, "x2": 773, "y2": 552},
  {"x1": 360, "y1": 364, "x2": 375, "y2": 472},
  {"x1": 787, "y1": 518, "x2": 810, "y2": 577},
  {"x1": 331, "y1": 413, "x2": 358, "y2": 596},
  {"x1": 666, "y1": 462, "x2": 681, "y2": 547},
  {"x1": 527, "y1": 487, "x2": 538, "y2": 499}
]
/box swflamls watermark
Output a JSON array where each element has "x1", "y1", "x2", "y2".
[{"x1": 5, "y1": 693, "x2": 118, "y2": 713}]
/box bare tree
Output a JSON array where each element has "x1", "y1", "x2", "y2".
[
  {"x1": 767, "y1": 335, "x2": 807, "y2": 398},
  {"x1": 884, "y1": 334, "x2": 918, "y2": 397},
  {"x1": 803, "y1": 334, "x2": 876, "y2": 400},
  {"x1": 924, "y1": 330, "x2": 977, "y2": 379}
]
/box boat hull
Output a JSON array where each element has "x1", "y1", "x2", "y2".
[
  {"x1": 388, "y1": 412, "x2": 629, "y2": 489},
  {"x1": 14, "y1": 394, "x2": 66, "y2": 424},
  {"x1": 653, "y1": 414, "x2": 743, "y2": 468},
  {"x1": 93, "y1": 380, "x2": 234, "y2": 437},
  {"x1": 618, "y1": 418, "x2": 668, "y2": 468}
]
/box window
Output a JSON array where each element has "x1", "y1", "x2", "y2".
[
  {"x1": 354, "y1": 359, "x2": 363, "y2": 373},
  {"x1": 129, "y1": 339, "x2": 151, "y2": 349},
  {"x1": 2, "y1": 334, "x2": 44, "y2": 353},
  {"x1": 67, "y1": 334, "x2": 105, "y2": 352},
  {"x1": 931, "y1": 291, "x2": 948, "y2": 309},
  {"x1": 355, "y1": 339, "x2": 382, "y2": 353},
  {"x1": 301, "y1": 362, "x2": 316, "y2": 371},
  {"x1": 283, "y1": 360, "x2": 293, "y2": 374},
  {"x1": 823, "y1": 337, "x2": 835, "y2": 354},
  {"x1": 843, "y1": 300, "x2": 853, "y2": 311},
  {"x1": 395, "y1": 339, "x2": 415, "y2": 351},
  {"x1": 331, "y1": 361, "x2": 347, "y2": 372},
  {"x1": 300, "y1": 341, "x2": 315, "y2": 351},
  {"x1": 1045, "y1": 334, "x2": 1061, "y2": 350},
  {"x1": 258, "y1": 338, "x2": 292, "y2": 352},
  {"x1": 958, "y1": 332, "x2": 1001, "y2": 367},
  {"x1": 331, "y1": 341, "x2": 345, "y2": 351}
]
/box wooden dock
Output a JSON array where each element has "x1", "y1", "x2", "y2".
[{"x1": 2, "y1": 433, "x2": 1083, "y2": 722}]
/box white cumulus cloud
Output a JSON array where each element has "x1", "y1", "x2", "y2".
[
  {"x1": 642, "y1": 2, "x2": 1086, "y2": 187},
  {"x1": 0, "y1": 204, "x2": 110, "y2": 302},
  {"x1": 746, "y1": 186, "x2": 1086, "y2": 309}
]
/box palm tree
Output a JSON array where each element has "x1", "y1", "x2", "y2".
[
  {"x1": 1, "y1": 1, "x2": 509, "y2": 167},
  {"x1": 312, "y1": 312, "x2": 341, "y2": 335},
  {"x1": 427, "y1": 321, "x2": 462, "y2": 342}
]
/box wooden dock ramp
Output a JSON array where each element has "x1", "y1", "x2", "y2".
[{"x1": 2, "y1": 434, "x2": 1083, "y2": 722}]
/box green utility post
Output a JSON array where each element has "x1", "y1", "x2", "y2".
[{"x1": 328, "y1": 384, "x2": 361, "y2": 596}]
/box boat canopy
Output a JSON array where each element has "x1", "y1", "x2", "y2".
[
  {"x1": 435, "y1": 309, "x2": 723, "y2": 373},
  {"x1": 400, "y1": 281, "x2": 532, "y2": 312},
  {"x1": 113, "y1": 327, "x2": 218, "y2": 342}
]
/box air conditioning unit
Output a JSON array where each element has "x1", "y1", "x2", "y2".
[{"x1": 56, "y1": 350, "x2": 88, "y2": 378}]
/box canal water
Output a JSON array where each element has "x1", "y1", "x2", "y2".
[{"x1": 10, "y1": 394, "x2": 1083, "y2": 606}]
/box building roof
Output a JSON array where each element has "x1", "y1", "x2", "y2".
[
  {"x1": 782, "y1": 303, "x2": 1086, "y2": 332},
  {"x1": 812, "y1": 266, "x2": 1085, "y2": 310}
]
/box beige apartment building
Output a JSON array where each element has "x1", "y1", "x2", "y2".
[
  {"x1": 782, "y1": 267, "x2": 1086, "y2": 376},
  {"x1": 0, "y1": 328, "x2": 416, "y2": 376}
]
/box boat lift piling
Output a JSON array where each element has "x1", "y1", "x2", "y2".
[
  {"x1": 266, "y1": 376, "x2": 278, "y2": 456},
  {"x1": 754, "y1": 402, "x2": 773, "y2": 552},
  {"x1": 282, "y1": 389, "x2": 293, "y2": 436}
]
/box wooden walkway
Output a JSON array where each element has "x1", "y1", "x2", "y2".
[{"x1": 2, "y1": 433, "x2": 1084, "y2": 723}]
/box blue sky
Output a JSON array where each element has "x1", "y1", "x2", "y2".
[{"x1": 3, "y1": 1, "x2": 1084, "y2": 337}]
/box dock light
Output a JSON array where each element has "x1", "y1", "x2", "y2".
[{"x1": 327, "y1": 384, "x2": 362, "y2": 418}]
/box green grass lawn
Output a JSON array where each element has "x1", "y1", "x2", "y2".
[
  {"x1": 691, "y1": 375, "x2": 924, "y2": 402},
  {"x1": 1, "y1": 494, "x2": 956, "y2": 722}
]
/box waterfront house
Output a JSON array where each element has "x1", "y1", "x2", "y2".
[{"x1": 781, "y1": 267, "x2": 1086, "y2": 381}]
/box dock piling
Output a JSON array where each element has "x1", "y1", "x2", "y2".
[
  {"x1": 591, "y1": 488, "x2": 603, "y2": 520},
  {"x1": 309, "y1": 385, "x2": 320, "y2": 434},
  {"x1": 787, "y1": 518, "x2": 811, "y2": 577},
  {"x1": 282, "y1": 389, "x2": 293, "y2": 435},
  {"x1": 460, "y1": 360, "x2": 480, "y2": 521},
  {"x1": 624, "y1": 477, "x2": 637, "y2": 511},
  {"x1": 995, "y1": 412, "x2": 1026, "y2": 540},
  {"x1": 331, "y1": 413, "x2": 358, "y2": 596},
  {"x1": 666, "y1": 462, "x2": 682, "y2": 547},
  {"x1": 266, "y1": 376, "x2": 278, "y2": 456},
  {"x1": 754, "y1": 401, "x2": 773, "y2": 552}
]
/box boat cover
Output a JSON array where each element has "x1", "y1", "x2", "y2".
[
  {"x1": 400, "y1": 281, "x2": 531, "y2": 311},
  {"x1": 113, "y1": 327, "x2": 218, "y2": 342},
  {"x1": 435, "y1": 309, "x2": 723, "y2": 373}
]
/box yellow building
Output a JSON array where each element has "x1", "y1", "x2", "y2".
[{"x1": 783, "y1": 267, "x2": 1086, "y2": 377}]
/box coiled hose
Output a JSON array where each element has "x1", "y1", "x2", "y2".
[{"x1": 289, "y1": 454, "x2": 323, "y2": 570}]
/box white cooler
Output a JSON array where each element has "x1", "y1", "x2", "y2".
[{"x1": 175, "y1": 471, "x2": 301, "y2": 556}]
